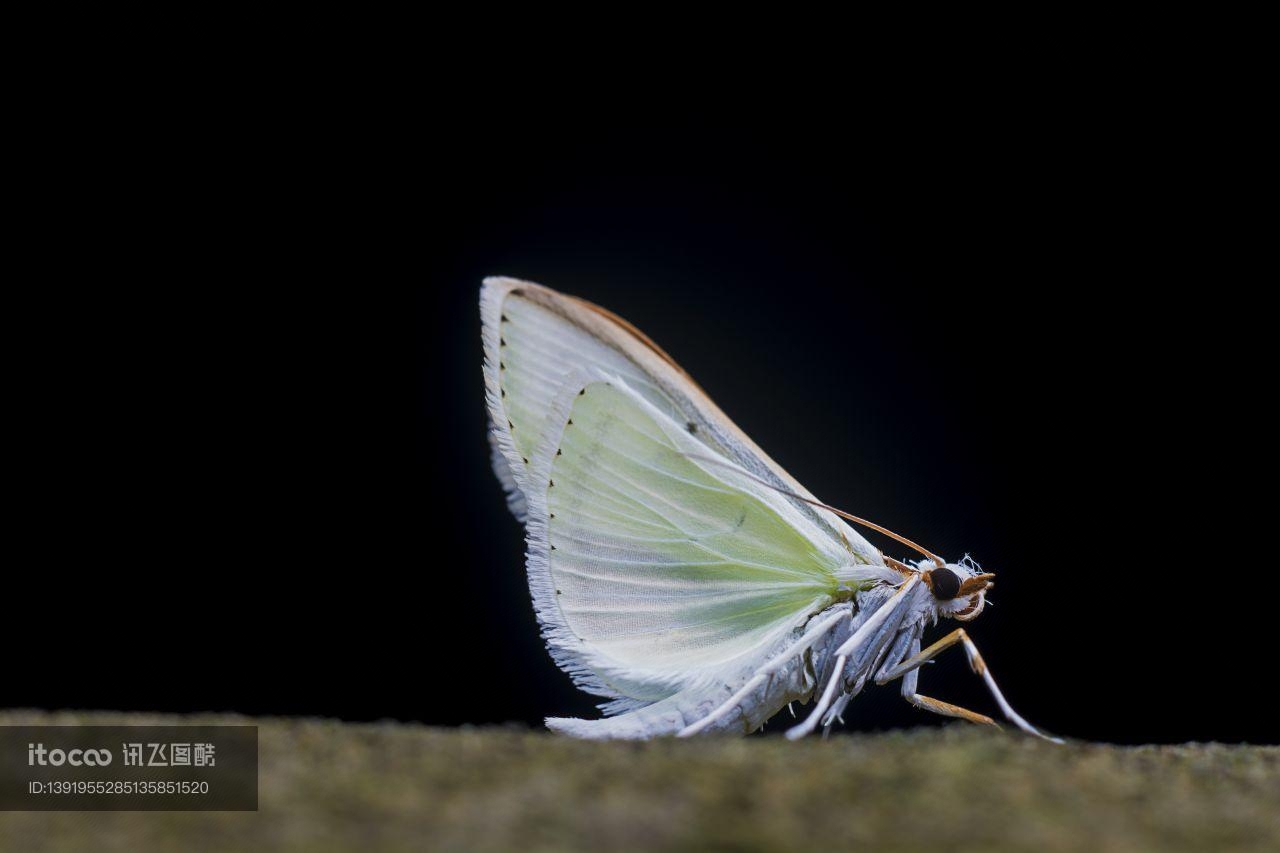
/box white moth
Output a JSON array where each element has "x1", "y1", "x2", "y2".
[{"x1": 482, "y1": 276, "x2": 1059, "y2": 742}]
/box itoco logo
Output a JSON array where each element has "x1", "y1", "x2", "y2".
[{"x1": 27, "y1": 743, "x2": 113, "y2": 766}]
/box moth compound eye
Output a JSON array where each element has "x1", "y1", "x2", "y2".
[{"x1": 928, "y1": 567, "x2": 961, "y2": 600}]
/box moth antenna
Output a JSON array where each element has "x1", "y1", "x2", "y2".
[{"x1": 680, "y1": 451, "x2": 946, "y2": 568}]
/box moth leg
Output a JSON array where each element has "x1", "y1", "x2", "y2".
[
  {"x1": 677, "y1": 608, "x2": 850, "y2": 737},
  {"x1": 820, "y1": 690, "x2": 856, "y2": 738},
  {"x1": 820, "y1": 621, "x2": 918, "y2": 734},
  {"x1": 891, "y1": 637, "x2": 997, "y2": 726},
  {"x1": 824, "y1": 690, "x2": 855, "y2": 728},
  {"x1": 785, "y1": 651, "x2": 848, "y2": 740},
  {"x1": 907, "y1": 692, "x2": 998, "y2": 726},
  {"x1": 786, "y1": 576, "x2": 923, "y2": 741},
  {"x1": 875, "y1": 628, "x2": 1062, "y2": 743}
]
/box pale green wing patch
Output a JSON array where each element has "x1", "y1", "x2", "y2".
[
  {"x1": 481, "y1": 279, "x2": 885, "y2": 580},
  {"x1": 525, "y1": 375, "x2": 842, "y2": 702}
]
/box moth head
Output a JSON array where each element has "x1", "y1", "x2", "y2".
[{"x1": 922, "y1": 558, "x2": 994, "y2": 622}]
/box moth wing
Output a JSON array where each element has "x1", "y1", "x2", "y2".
[
  {"x1": 481, "y1": 277, "x2": 674, "y2": 520},
  {"x1": 481, "y1": 275, "x2": 881, "y2": 569},
  {"x1": 524, "y1": 374, "x2": 848, "y2": 712}
]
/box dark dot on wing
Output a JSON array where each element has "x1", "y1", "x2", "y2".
[
  {"x1": 549, "y1": 479, "x2": 555, "y2": 487},
  {"x1": 556, "y1": 589, "x2": 562, "y2": 595},
  {"x1": 508, "y1": 420, "x2": 514, "y2": 429},
  {"x1": 550, "y1": 544, "x2": 556, "y2": 550},
  {"x1": 501, "y1": 314, "x2": 509, "y2": 322},
  {"x1": 500, "y1": 388, "x2": 505, "y2": 397},
  {"x1": 500, "y1": 337, "x2": 506, "y2": 346},
  {"x1": 686, "y1": 422, "x2": 698, "y2": 434},
  {"x1": 556, "y1": 449, "x2": 562, "y2": 456},
  {"x1": 522, "y1": 457, "x2": 529, "y2": 464},
  {"x1": 567, "y1": 419, "x2": 573, "y2": 425},
  {"x1": 550, "y1": 512, "x2": 555, "y2": 518},
  {"x1": 579, "y1": 388, "x2": 585, "y2": 396},
  {"x1": 500, "y1": 362, "x2": 506, "y2": 370}
]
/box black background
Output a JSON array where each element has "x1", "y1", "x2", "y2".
[{"x1": 12, "y1": 92, "x2": 1273, "y2": 745}]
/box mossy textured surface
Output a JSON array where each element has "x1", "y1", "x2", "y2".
[{"x1": 2, "y1": 710, "x2": 1277, "y2": 851}]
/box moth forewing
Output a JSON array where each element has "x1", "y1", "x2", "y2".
[
  {"x1": 481, "y1": 276, "x2": 880, "y2": 565},
  {"x1": 523, "y1": 373, "x2": 849, "y2": 701}
]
